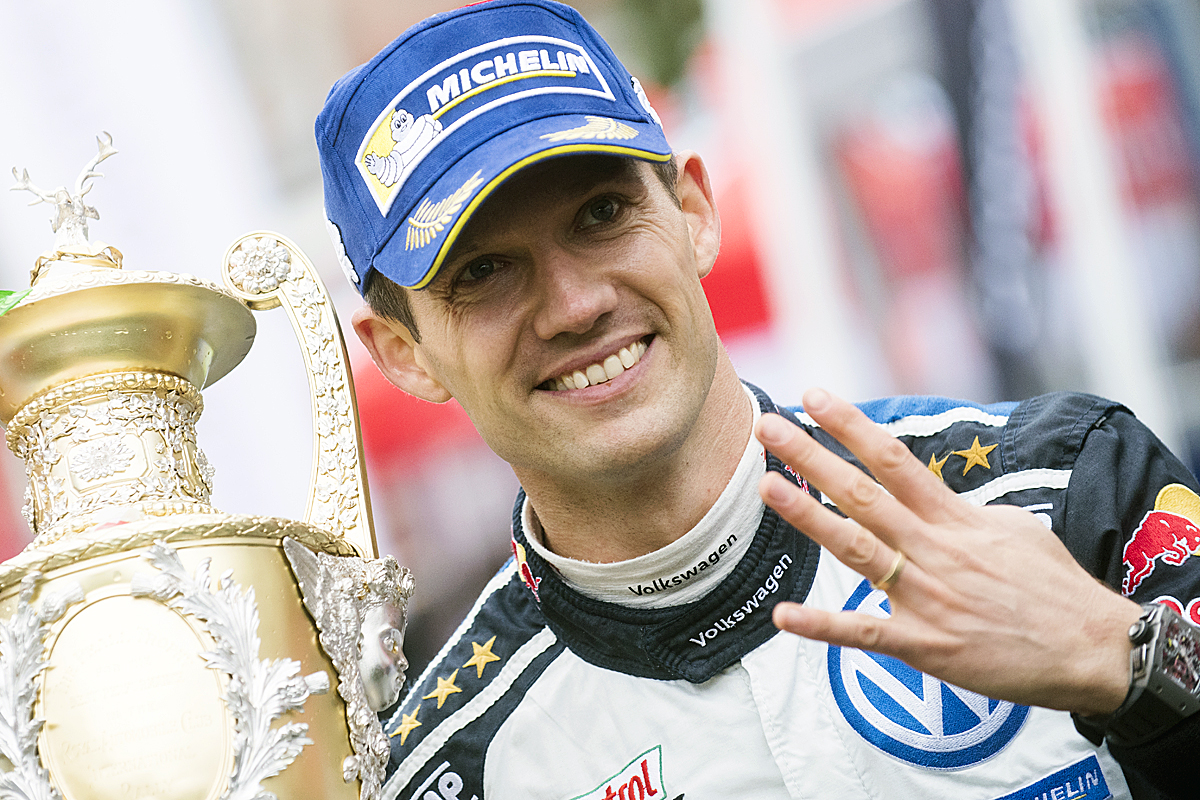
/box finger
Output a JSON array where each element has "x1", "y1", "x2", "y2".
[
  {"x1": 756, "y1": 412, "x2": 923, "y2": 552},
  {"x1": 760, "y1": 470, "x2": 901, "y2": 585},
  {"x1": 800, "y1": 388, "x2": 968, "y2": 524},
  {"x1": 773, "y1": 601, "x2": 897, "y2": 653}
]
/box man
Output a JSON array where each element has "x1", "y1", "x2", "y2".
[{"x1": 316, "y1": 1, "x2": 1200, "y2": 797}]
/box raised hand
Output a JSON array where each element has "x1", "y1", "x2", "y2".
[{"x1": 755, "y1": 388, "x2": 1141, "y2": 715}]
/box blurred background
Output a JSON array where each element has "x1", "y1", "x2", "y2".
[{"x1": 2, "y1": 0, "x2": 1199, "y2": 679}]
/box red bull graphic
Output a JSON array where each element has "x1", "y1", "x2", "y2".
[
  {"x1": 1122, "y1": 484, "x2": 1200, "y2": 596},
  {"x1": 512, "y1": 538, "x2": 542, "y2": 602}
]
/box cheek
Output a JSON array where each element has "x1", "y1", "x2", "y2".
[{"x1": 423, "y1": 312, "x2": 526, "y2": 397}]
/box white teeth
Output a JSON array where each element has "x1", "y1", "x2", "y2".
[{"x1": 551, "y1": 340, "x2": 648, "y2": 391}]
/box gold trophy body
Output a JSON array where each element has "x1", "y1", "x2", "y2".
[{"x1": 0, "y1": 135, "x2": 410, "y2": 800}]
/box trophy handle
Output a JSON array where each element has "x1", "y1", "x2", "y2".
[{"x1": 220, "y1": 232, "x2": 378, "y2": 558}]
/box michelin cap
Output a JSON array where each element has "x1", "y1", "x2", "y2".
[{"x1": 317, "y1": 0, "x2": 673, "y2": 293}]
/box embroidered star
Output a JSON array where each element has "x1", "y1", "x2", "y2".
[
  {"x1": 389, "y1": 708, "x2": 421, "y2": 745},
  {"x1": 422, "y1": 669, "x2": 463, "y2": 709},
  {"x1": 463, "y1": 636, "x2": 501, "y2": 679},
  {"x1": 952, "y1": 436, "x2": 998, "y2": 475},
  {"x1": 927, "y1": 452, "x2": 949, "y2": 481}
]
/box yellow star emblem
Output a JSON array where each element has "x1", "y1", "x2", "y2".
[
  {"x1": 389, "y1": 708, "x2": 421, "y2": 745},
  {"x1": 422, "y1": 669, "x2": 463, "y2": 709},
  {"x1": 952, "y1": 436, "x2": 998, "y2": 475},
  {"x1": 463, "y1": 636, "x2": 502, "y2": 679},
  {"x1": 927, "y1": 452, "x2": 949, "y2": 481}
]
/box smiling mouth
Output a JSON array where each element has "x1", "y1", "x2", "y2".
[{"x1": 541, "y1": 337, "x2": 650, "y2": 391}]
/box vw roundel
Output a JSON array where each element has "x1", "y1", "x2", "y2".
[{"x1": 828, "y1": 580, "x2": 1029, "y2": 769}]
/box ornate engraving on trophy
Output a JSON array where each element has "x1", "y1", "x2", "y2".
[
  {"x1": 221, "y1": 234, "x2": 376, "y2": 559},
  {"x1": 283, "y1": 539, "x2": 414, "y2": 800},
  {"x1": 7, "y1": 370, "x2": 218, "y2": 545},
  {"x1": 0, "y1": 574, "x2": 83, "y2": 800},
  {"x1": 130, "y1": 542, "x2": 330, "y2": 800}
]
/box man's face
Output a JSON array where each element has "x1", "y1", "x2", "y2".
[{"x1": 366, "y1": 153, "x2": 722, "y2": 489}]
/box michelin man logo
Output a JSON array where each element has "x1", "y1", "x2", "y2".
[
  {"x1": 828, "y1": 580, "x2": 1029, "y2": 769},
  {"x1": 363, "y1": 108, "x2": 444, "y2": 188}
]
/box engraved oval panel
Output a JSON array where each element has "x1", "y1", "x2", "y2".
[{"x1": 39, "y1": 594, "x2": 232, "y2": 800}]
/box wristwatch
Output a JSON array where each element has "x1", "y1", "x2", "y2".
[{"x1": 1073, "y1": 603, "x2": 1200, "y2": 748}]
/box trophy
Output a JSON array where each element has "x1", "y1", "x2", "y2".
[{"x1": 0, "y1": 134, "x2": 413, "y2": 800}]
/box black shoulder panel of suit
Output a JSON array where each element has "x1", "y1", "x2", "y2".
[
  {"x1": 382, "y1": 564, "x2": 564, "y2": 799},
  {"x1": 1059, "y1": 398, "x2": 1200, "y2": 798}
]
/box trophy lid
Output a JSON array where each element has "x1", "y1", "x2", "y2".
[{"x1": 1, "y1": 133, "x2": 255, "y2": 425}]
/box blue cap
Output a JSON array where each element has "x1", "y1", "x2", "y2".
[{"x1": 317, "y1": 0, "x2": 673, "y2": 293}]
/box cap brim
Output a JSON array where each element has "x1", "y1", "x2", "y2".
[{"x1": 370, "y1": 113, "x2": 672, "y2": 289}]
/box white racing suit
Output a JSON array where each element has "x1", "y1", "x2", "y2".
[{"x1": 382, "y1": 386, "x2": 1200, "y2": 799}]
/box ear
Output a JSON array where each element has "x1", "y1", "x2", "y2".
[
  {"x1": 673, "y1": 151, "x2": 721, "y2": 279},
  {"x1": 352, "y1": 305, "x2": 452, "y2": 403}
]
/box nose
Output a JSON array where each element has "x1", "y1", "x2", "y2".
[{"x1": 530, "y1": 248, "x2": 619, "y2": 340}]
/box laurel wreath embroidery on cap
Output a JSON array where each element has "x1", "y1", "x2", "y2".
[
  {"x1": 405, "y1": 171, "x2": 485, "y2": 250},
  {"x1": 540, "y1": 116, "x2": 638, "y2": 142}
]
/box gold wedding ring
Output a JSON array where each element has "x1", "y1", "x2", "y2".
[{"x1": 871, "y1": 550, "x2": 907, "y2": 593}]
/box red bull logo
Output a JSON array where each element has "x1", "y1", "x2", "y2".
[
  {"x1": 512, "y1": 538, "x2": 542, "y2": 602},
  {"x1": 1122, "y1": 484, "x2": 1200, "y2": 595}
]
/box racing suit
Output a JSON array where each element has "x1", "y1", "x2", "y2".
[{"x1": 381, "y1": 385, "x2": 1200, "y2": 800}]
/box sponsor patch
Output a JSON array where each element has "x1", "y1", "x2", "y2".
[
  {"x1": 413, "y1": 761, "x2": 479, "y2": 800},
  {"x1": 405, "y1": 171, "x2": 486, "y2": 250},
  {"x1": 829, "y1": 580, "x2": 1028, "y2": 769},
  {"x1": 688, "y1": 553, "x2": 791, "y2": 647},
  {"x1": 991, "y1": 754, "x2": 1111, "y2": 800},
  {"x1": 356, "y1": 37, "x2": 615, "y2": 215},
  {"x1": 1122, "y1": 484, "x2": 1200, "y2": 596},
  {"x1": 568, "y1": 745, "x2": 666, "y2": 800},
  {"x1": 324, "y1": 217, "x2": 359, "y2": 286}
]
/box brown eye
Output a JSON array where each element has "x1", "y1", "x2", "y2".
[
  {"x1": 464, "y1": 259, "x2": 498, "y2": 282},
  {"x1": 581, "y1": 197, "x2": 618, "y2": 227}
]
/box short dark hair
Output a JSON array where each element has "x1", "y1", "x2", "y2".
[
  {"x1": 365, "y1": 155, "x2": 680, "y2": 341},
  {"x1": 364, "y1": 268, "x2": 422, "y2": 343}
]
